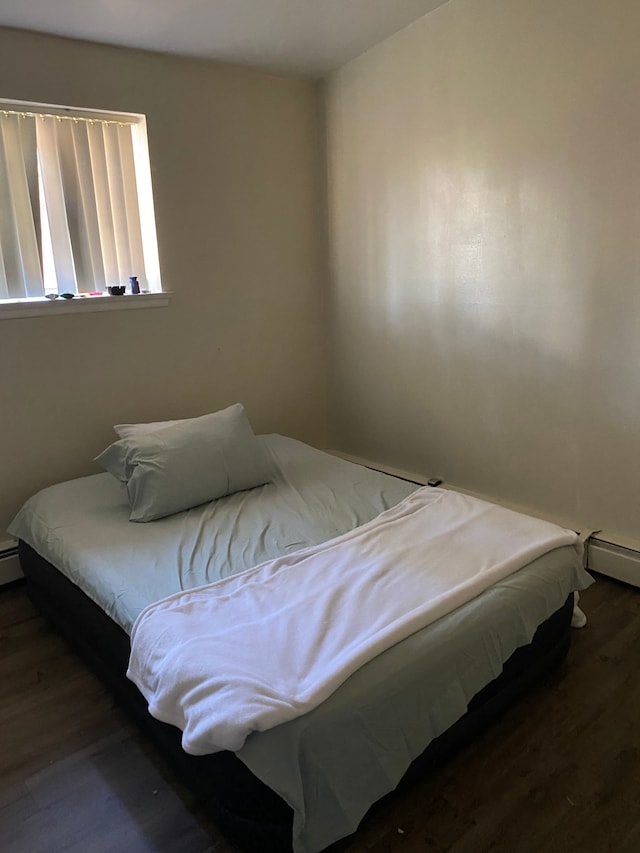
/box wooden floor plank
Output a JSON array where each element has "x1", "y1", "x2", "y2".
[{"x1": 1, "y1": 574, "x2": 638, "y2": 853}]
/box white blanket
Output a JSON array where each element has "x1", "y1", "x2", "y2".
[{"x1": 127, "y1": 488, "x2": 578, "y2": 754}]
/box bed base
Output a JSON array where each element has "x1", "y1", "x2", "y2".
[{"x1": 19, "y1": 541, "x2": 573, "y2": 852}]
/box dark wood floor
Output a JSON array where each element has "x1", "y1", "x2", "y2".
[{"x1": 1, "y1": 574, "x2": 638, "y2": 853}]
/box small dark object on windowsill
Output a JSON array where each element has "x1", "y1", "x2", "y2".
[
  {"x1": 59, "y1": 292, "x2": 75, "y2": 299},
  {"x1": 108, "y1": 286, "x2": 126, "y2": 296}
]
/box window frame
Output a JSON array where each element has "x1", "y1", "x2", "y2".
[{"x1": 0, "y1": 97, "x2": 166, "y2": 318}]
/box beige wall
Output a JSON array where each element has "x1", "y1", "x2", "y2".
[
  {"x1": 0, "y1": 28, "x2": 327, "y2": 535},
  {"x1": 325, "y1": 0, "x2": 640, "y2": 547}
]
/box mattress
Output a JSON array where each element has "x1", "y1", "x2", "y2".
[{"x1": 10, "y1": 435, "x2": 594, "y2": 853}]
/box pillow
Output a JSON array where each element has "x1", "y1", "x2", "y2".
[
  {"x1": 96, "y1": 403, "x2": 272, "y2": 522},
  {"x1": 113, "y1": 418, "x2": 189, "y2": 439}
]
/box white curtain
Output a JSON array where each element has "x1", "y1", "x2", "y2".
[
  {"x1": 0, "y1": 110, "x2": 149, "y2": 298},
  {"x1": 0, "y1": 113, "x2": 43, "y2": 299},
  {"x1": 37, "y1": 115, "x2": 147, "y2": 294}
]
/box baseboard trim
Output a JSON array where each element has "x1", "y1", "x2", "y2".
[{"x1": 327, "y1": 449, "x2": 432, "y2": 486}]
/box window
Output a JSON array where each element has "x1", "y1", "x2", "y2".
[{"x1": 0, "y1": 98, "x2": 161, "y2": 304}]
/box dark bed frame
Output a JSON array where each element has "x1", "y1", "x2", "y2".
[{"x1": 20, "y1": 540, "x2": 574, "y2": 852}]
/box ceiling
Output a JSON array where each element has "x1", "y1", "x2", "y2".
[{"x1": 0, "y1": 0, "x2": 449, "y2": 78}]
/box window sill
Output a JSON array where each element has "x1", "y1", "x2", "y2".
[{"x1": 0, "y1": 292, "x2": 171, "y2": 320}]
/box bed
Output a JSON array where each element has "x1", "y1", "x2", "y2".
[{"x1": 9, "y1": 411, "x2": 593, "y2": 853}]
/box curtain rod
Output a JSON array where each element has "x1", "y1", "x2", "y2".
[{"x1": 0, "y1": 109, "x2": 134, "y2": 127}]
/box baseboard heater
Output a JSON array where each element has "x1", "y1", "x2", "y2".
[
  {"x1": 0, "y1": 539, "x2": 22, "y2": 585},
  {"x1": 588, "y1": 538, "x2": 640, "y2": 587}
]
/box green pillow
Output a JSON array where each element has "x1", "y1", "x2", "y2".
[{"x1": 96, "y1": 403, "x2": 272, "y2": 522}]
